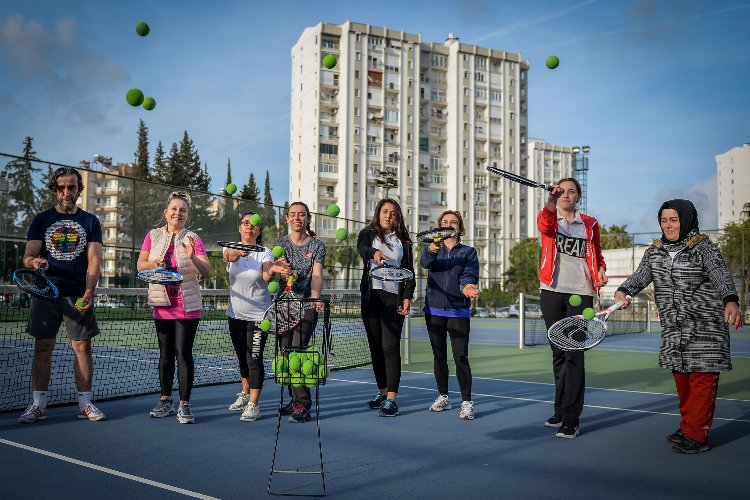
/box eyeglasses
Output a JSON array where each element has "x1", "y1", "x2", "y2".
[{"x1": 239, "y1": 221, "x2": 260, "y2": 227}]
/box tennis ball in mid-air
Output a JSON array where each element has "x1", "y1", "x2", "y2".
[
  {"x1": 267, "y1": 281, "x2": 279, "y2": 294},
  {"x1": 135, "y1": 22, "x2": 150, "y2": 36},
  {"x1": 126, "y1": 88, "x2": 144, "y2": 106},
  {"x1": 260, "y1": 319, "x2": 272, "y2": 332},
  {"x1": 569, "y1": 294, "x2": 582, "y2": 307},
  {"x1": 142, "y1": 97, "x2": 156, "y2": 110},
  {"x1": 336, "y1": 228, "x2": 348, "y2": 241},
  {"x1": 322, "y1": 54, "x2": 337, "y2": 69},
  {"x1": 75, "y1": 298, "x2": 88, "y2": 308},
  {"x1": 225, "y1": 183, "x2": 237, "y2": 195},
  {"x1": 326, "y1": 203, "x2": 340, "y2": 217},
  {"x1": 272, "y1": 245, "x2": 284, "y2": 258},
  {"x1": 545, "y1": 55, "x2": 560, "y2": 69},
  {"x1": 582, "y1": 307, "x2": 596, "y2": 321},
  {"x1": 249, "y1": 213, "x2": 262, "y2": 226}
]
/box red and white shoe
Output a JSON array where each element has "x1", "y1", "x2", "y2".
[
  {"x1": 78, "y1": 402, "x2": 107, "y2": 421},
  {"x1": 18, "y1": 404, "x2": 47, "y2": 424}
]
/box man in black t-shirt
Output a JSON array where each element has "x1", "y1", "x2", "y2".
[{"x1": 17, "y1": 167, "x2": 107, "y2": 424}]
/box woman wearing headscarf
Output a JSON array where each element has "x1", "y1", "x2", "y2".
[{"x1": 616, "y1": 199, "x2": 742, "y2": 454}]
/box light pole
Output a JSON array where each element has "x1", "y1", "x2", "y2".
[
  {"x1": 375, "y1": 170, "x2": 398, "y2": 199},
  {"x1": 571, "y1": 145, "x2": 590, "y2": 214}
]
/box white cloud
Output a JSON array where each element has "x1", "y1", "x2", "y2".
[{"x1": 630, "y1": 174, "x2": 717, "y2": 233}]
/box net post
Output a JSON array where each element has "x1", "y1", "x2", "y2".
[
  {"x1": 646, "y1": 300, "x2": 651, "y2": 333},
  {"x1": 403, "y1": 313, "x2": 411, "y2": 365},
  {"x1": 518, "y1": 292, "x2": 525, "y2": 349}
]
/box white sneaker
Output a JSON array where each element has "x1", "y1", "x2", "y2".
[
  {"x1": 240, "y1": 401, "x2": 262, "y2": 422},
  {"x1": 459, "y1": 401, "x2": 474, "y2": 420},
  {"x1": 429, "y1": 394, "x2": 452, "y2": 412},
  {"x1": 177, "y1": 403, "x2": 195, "y2": 424},
  {"x1": 228, "y1": 392, "x2": 250, "y2": 411},
  {"x1": 18, "y1": 404, "x2": 47, "y2": 423},
  {"x1": 149, "y1": 399, "x2": 175, "y2": 418},
  {"x1": 78, "y1": 402, "x2": 107, "y2": 421}
]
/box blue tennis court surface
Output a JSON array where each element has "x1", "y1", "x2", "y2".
[{"x1": 1, "y1": 365, "x2": 748, "y2": 499}]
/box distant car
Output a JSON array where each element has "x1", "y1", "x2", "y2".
[
  {"x1": 473, "y1": 307, "x2": 491, "y2": 318},
  {"x1": 508, "y1": 303, "x2": 543, "y2": 319},
  {"x1": 494, "y1": 307, "x2": 510, "y2": 318}
]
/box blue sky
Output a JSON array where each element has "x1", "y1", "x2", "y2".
[{"x1": 1, "y1": 0, "x2": 748, "y2": 234}]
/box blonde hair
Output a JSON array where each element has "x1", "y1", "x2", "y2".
[{"x1": 168, "y1": 191, "x2": 192, "y2": 210}]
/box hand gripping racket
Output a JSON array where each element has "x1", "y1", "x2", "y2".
[
  {"x1": 216, "y1": 241, "x2": 267, "y2": 253},
  {"x1": 137, "y1": 268, "x2": 184, "y2": 285},
  {"x1": 486, "y1": 166, "x2": 553, "y2": 192},
  {"x1": 13, "y1": 266, "x2": 59, "y2": 300},
  {"x1": 547, "y1": 301, "x2": 628, "y2": 351},
  {"x1": 262, "y1": 274, "x2": 303, "y2": 334},
  {"x1": 416, "y1": 227, "x2": 457, "y2": 244}
]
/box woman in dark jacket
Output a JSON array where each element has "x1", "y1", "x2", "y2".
[
  {"x1": 421, "y1": 210, "x2": 479, "y2": 420},
  {"x1": 357, "y1": 199, "x2": 416, "y2": 417},
  {"x1": 616, "y1": 199, "x2": 742, "y2": 454}
]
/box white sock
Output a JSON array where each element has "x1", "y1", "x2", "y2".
[
  {"x1": 78, "y1": 391, "x2": 93, "y2": 407},
  {"x1": 33, "y1": 391, "x2": 47, "y2": 408}
]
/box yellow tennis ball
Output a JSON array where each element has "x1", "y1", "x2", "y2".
[
  {"x1": 336, "y1": 227, "x2": 348, "y2": 241},
  {"x1": 249, "y1": 213, "x2": 262, "y2": 226},
  {"x1": 569, "y1": 294, "x2": 582, "y2": 307},
  {"x1": 75, "y1": 298, "x2": 88, "y2": 308},
  {"x1": 260, "y1": 319, "x2": 272, "y2": 331},
  {"x1": 267, "y1": 281, "x2": 279, "y2": 294},
  {"x1": 142, "y1": 97, "x2": 156, "y2": 110},
  {"x1": 323, "y1": 54, "x2": 337, "y2": 69},
  {"x1": 326, "y1": 204, "x2": 340, "y2": 217},
  {"x1": 582, "y1": 308, "x2": 596, "y2": 321},
  {"x1": 225, "y1": 183, "x2": 237, "y2": 195},
  {"x1": 318, "y1": 365, "x2": 329, "y2": 379},
  {"x1": 545, "y1": 55, "x2": 560, "y2": 69},
  {"x1": 135, "y1": 22, "x2": 150, "y2": 36},
  {"x1": 126, "y1": 88, "x2": 144, "y2": 106},
  {"x1": 272, "y1": 245, "x2": 284, "y2": 258}
]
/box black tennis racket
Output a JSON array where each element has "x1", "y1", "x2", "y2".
[
  {"x1": 137, "y1": 268, "x2": 184, "y2": 285},
  {"x1": 13, "y1": 267, "x2": 59, "y2": 300},
  {"x1": 369, "y1": 263, "x2": 414, "y2": 282},
  {"x1": 216, "y1": 241, "x2": 267, "y2": 253},
  {"x1": 547, "y1": 301, "x2": 627, "y2": 351},
  {"x1": 486, "y1": 166, "x2": 554, "y2": 192},
  {"x1": 262, "y1": 275, "x2": 303, "y2": 335},
  {"x1": 416, "y1": 227, "x2": 457, "y2": 244}
]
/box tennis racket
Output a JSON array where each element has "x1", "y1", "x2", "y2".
[
  {"x1": 369, "y1": 263, "x2": 414, "y2": 282},
  {"x1": 262, "y1": 275, "x2": 303, "y2": 334},
  {"x1": 137, "y1": 268, "x2": 184, "y2": 285},
  {"x1": 12, "y1": 267, "x2": 59, "y2": 300},
  {"x1": 216, "y1": 241, "x2": 267, "y2": 253},
  {"x1": 486, "y1": 166, "x2": 553, "y2": 192},
  {"x1": 416, "y1": 227, "x2": 457, "y2": 244},
  {"x1": 547, "y1": 301, "x2": 628, "y2": 351}
]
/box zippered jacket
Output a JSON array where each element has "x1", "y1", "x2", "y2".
[{"x1": 421, "y1": 243, "x2": 479, "y2": 311}]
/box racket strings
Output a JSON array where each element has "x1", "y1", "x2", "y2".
[
  {"x1": 17, "y1": 272, "x2": 55, "y2": 297},
  {"x1": 548, "y1": 317, "x2": 606, "y2": 350},
  {"x1": 370, "y1": 267, "x2": 413, "y2": 281}
]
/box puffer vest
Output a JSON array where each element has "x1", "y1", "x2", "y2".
[{"x1": 146, "y1": 227, "x2": 202, "y2": 313}]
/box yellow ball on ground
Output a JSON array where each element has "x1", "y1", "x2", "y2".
[
  {"x1": 225, "y1": 183, "x2": 237, "y2": 195},
  {"x1": 582, "y1": 307, "x2": 596, "y2": 321}
]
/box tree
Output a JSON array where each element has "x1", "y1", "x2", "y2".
[
  {"x1": 6, "y1": 137, "x2": 40, "y2": 231},
  {"x1": 39, "y1": 165, "x2": 57, "y2": 209},
  {"x1": 600, "y1": 224, "x2": 632, "y2": 250},
  {"x1": 225, "y1": 157, "x2": 232, "y2": 185},
  {"x1": 261, "y1": 170, "x2": 276, "y2": 229},
  {"x1": 166, "y1": 142, "x2": 186, "y2": 186},
  {"x1": 718, "y1": 217, "x2": 750, "y2": 309},
  {"x1": 503, "y1": 237, "x2": 539, "y2": 297},
  {"x1": 239, "y1": 172, "x2": 260, "y2": 211},
  {"x1": 133, "y1": 119, "x2": 150, "y2": 180}
]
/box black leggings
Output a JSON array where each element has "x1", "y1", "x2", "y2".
[
  {"x1": 539, "y1": 290, "x2": 593, "y2": 426},
  {"x1": 425, "y1": 314, "x2": 472, "y2": 401},
  {"x1": 279, "y1": 308, "x2": 318, "y2": 408},
  {"x1": 228, "y1": 317, "x2": 268, "y2": 390},
  {"x1": 362, "y1": 289, "x2": 405, "y2": 393},
  {"x1": 154, "y1": 318, "x2": 200, "y2": 402}
]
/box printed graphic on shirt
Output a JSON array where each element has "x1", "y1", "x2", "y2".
[
  {"x1": 44, "y1": 220, "x2": 88, "y2": 261},
  {"x1": 556, "y1": 233, "x2": 587, "y2": 259}
]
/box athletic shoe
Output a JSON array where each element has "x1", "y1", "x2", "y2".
[
  {"x1": 149, "y1": 399, "x2": 175, "y2": 418},
  {"x1": 666, "y1": 429, "x2": 685, "y2": 444},
  {"x1": 279, "y1": 401, "x2": 294, "y2": 415},
  {"x1": 367, "y1": 392, "x2": 387, "y2": 409},
  {"x1": 672, "y1": 438, "x2": 709, "y2": 454},
  {"x1": 544, "y1": 415, "x2": 563, "y2": 428},
  {"x1": 428, "y1": 394, "x2": 452, "y2": 412},
  {"x1": 556, "y1": 425, "x2": 579, "y2": 438},
  {"x1": 378, "y1": 399, "x2": 399, "y2": 417},
  {"x1": 78, "y1": 403, "x2": 106, "y2": 421},
  {"x1": 240, "y1": 402, "x2": 262, "y2": 422},
  {"x1": 228, "y1": 392, "x2": 250, "y2": 411},
  {"x1": 459, "y1": 401, "x2": 474, "y2": 420},
  {"x1": 288, "y1": 403, "x2": 311, "y2": 423},
  {"x1": 177, "y1": 403, "x2": 195, "y2": 424},
  {"x1": 18, "y1": 404, "x2": 47, "y2": 424}
]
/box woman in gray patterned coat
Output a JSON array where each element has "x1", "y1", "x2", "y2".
[{"x1": 615, "y1": 199, "x2": 742, "y2": 454}]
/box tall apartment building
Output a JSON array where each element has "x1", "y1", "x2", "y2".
[
  {"x1": 716, "y1": 143, "x2": 750, "y2": 229},
  {"x1": 525, "y1": 139, "x2": 573, "y2": 236},
  {"x1": 290, "y1": 21, "x2": 533, "y2": 284}
]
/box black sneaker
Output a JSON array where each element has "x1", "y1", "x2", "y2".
[
  {"x1": 544, "y1": 415, "x2": 563, "y2": 428},
  {"x1": 672, "y1": 438, "x2": 709, "y2": 454},
  {"x1": 278, "y1": 401, "x2": 294, "y2": 415},
  {"x1": 367, "y1": 392, "x2": 387, "y2": 409},
  {"x1": 378, "y1": 399, "x2": 399, "y2": 417},
  {"x1": 288, "y1": 403, "x2": 311, "y2": 423},
  {"x1": 555, "y1": 425, "x2": 579, "y2": 439},
  {"x1": 666, "y1": 429, "x2": 685, "y2": 444}
]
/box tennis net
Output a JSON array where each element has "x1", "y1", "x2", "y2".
[
  {"x1": 0, "y1": 286, "x2": 368, "y2": 411},
  {"x1": 520, "y1": 293, "x2": 649, "y2": 346}
]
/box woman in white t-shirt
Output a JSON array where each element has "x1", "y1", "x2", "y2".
[{"x1": 224, "y1": 210, "x2": 288, "y2": 422}]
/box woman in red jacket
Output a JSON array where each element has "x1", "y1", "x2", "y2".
[{"x1": 537, "y1": 178, "x2": 607, "y2": 439}]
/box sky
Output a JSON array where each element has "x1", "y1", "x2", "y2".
[{"x1": 1, "y1": 0, "x2": 749, "y2": 234}]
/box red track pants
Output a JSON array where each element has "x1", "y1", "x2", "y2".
[{"x1": 672, "y1": 371, "x2": 719, "y2": 443}]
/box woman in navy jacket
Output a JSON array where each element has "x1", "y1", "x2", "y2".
[
  {"x1": 357, "y1": 199, "x2": 416, "y2": 417},
  {"x1": 421, "y1": 210, "x2": 479, "y2": 420}
]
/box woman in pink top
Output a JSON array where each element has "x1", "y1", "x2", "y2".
[{"x1": 136, "y1": 191, "x2": 212, "y2": 424}]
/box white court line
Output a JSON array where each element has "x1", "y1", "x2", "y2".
[
  {"x1": 0, "y1": 438, "x2": 220, "y2": 499},
  {"x1": 330, "y1": 375, "x2": 750, "y2": 423}
]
